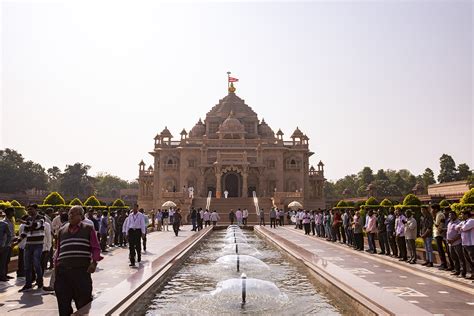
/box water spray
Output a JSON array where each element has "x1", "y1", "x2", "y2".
[{"x1": 241, "y1": 273, "x2": 247, "y2": 307}]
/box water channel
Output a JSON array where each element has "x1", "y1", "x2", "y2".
[{"x1": 144, "y1": 226, "x2": 342, "y2": 315}]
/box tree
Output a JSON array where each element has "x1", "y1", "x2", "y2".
[
  {"x1": 94, "y1": 173, "x2": 129, "y2": 197},
  {"x1": 47, "y1": 166, "x2": 62, "y2": 191},
  {"x1": 375, "y1": 169, "x2": 389, "y2": 181},
  {"x1": 59, "y1": 163, "x2": 93, "y2": 198},
  {"x1": 0, "y1": 148, "x2": 48, "y2": 193},
  {"x1": 456, "y1": 163, "x2": 472, "y2": 181},
  {"x1": 359, "y1": 167, "x2": 374, "y2": 186},
  {"x1": 438, "y1": 154, "x2": 457, "y2": 183},
  {"x1": 421, "y1": 168, "x2": 436, "y2": 189}
]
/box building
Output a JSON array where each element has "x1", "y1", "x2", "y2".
[{"x1": 138, "y1": 82, "x2": 325, "y2": 215}]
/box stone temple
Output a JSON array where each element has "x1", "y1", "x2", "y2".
[{"x1": 137, "y1": 82, "x2": 325, "y2": 216}]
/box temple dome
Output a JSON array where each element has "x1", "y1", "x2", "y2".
[
  {"x1": 189, "y1": 119, "x2": 206, "y2": 138},
  {"x1": 218, "y1": 111, "x2": 245, "y2": 134},
  {"x1": 160, "y1": 126, "x2": 173, "y2": 138},
  {"x1": 206, "y1": 92, "x2": 257, "y2": 120},
  {"x1": 258, "y1": 119, "x2": 275, "y2": 138}
]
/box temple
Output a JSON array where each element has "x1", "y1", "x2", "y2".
[{"x1": 138, "y1": 81, "x2": 325, "y2": 213}]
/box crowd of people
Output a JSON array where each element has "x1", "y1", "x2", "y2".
[
  {"x1": 1, "y1": 201, "x2": 473, "y2": 315},
  {"x1": 282, "y1": 205, "x2": 474, "y2": 280}
]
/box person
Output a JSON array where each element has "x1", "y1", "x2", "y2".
[
  {"x1": 333, "y1": 209, "x2": 342, "y2": 243},
  {"x1": 107, "y1": 211, "x2": 116, "y2": 247},
  {"x1": 203, "y1": 209, "x2": 210, "y2": 227},
  {"x1": 432, "y1": 204, "x2": 448, "y2": 270},
  {"x1": 377, "y1": 209, "x2": 390, "y2": 255},
  {"x1": 198, "y1": 208, "x2": 204, "y2": 230},
  {"x1": 139, "y1": 209, "x2": 149, "y2": 252},
  {"x1": 353, "y1": 210, "x2": 364, "y2": 251},
  {"x1": 155, "y1": 210, "x2": 162, "y2": 231},
  {"x1": 270, "y1": 208, "x2": 277, "y2": 228},
  {"x1": 342, "y1": 209, "x2": 350, "y2": 244},
  {"x1": 224, "y1": 190, "x2": 229, "y2": 199},
  {"x1": 395, "y1": 209, "x2": 407, "y2": 262},
  {"x1": 162, "y1": 209, "x2": 169, "y2": 231},
  {"x1": 173, "y1": 210, "x2": 182, "y2": 236},
  {"x1": 279, "y1": 209, "x2": 285, "y2": 226},
  {"x1": 236, "y1": 209, "x2": 243, "y2": 226},
  {"x1": 116, "y1": 210, "x2": 127, "y2": 246},
  {"x1": 315, "y1": 210, "x2": 322, "y2": 237},
  {"x1": 123, "y1": 205, "x2": 146, "y2": 267},
  {"x1": 190, "y1": 208, "x2": 198, "y2": 231},
  {"x1": 41, "y1": 218, "x2": 52, "y2": 273},
  {"x1": 188, "y1": 186, "x2": 194, "y2": 199},
  {"x1": 210, "y1": 210, "x2": 220, "y2": 226},
  {"x1": 404, "y1": 210, "x2": 417, "y2": 264},
  {"x1": 0, "y1": 210, "x2": 12, "y2": 282},
  {"x1": 2, "y1": 208, "x2": 15, "y2": 279},
  {"x1": 310, "y1": 211, "x2": 316, "y2": 235},
  {"x1": 259, "y1": 209, "x2": 265, "y2": 226},
  {"x1": 242, "y1": 208, "x2": 248, "y2": 226},
  {"x1": 302, "y1": 210, "x2": 311, "y2": 235},
  {"x1": 54, "y1": 205, "x2": 103, "y2": 316},
  {"x1": 99, "y1": 211, "x2": 109, "y2": 253},
  {"x1": 447, "y1": 210, "x2": 465, "y2": 277},
  {"x1": 365, "y1": 210, "x2": 377, "y2": 254},
  {"x1": 442, "y1": 207, "x2": 455, "y2": 271},
  {"x1": 385, "y1": 208, "x2": 398, "y2": 258},
  {"x1": 420, "y1": 206, "x2": 434, "y2": 267},
  {"x1": 15, "y1": 215, "x2": 28, "y2": 278},
  {"x1": 228, "y1": 209, "x2": 235, "y2": 225},
  {"x1": 455, "y1": 209, "x2": 474, "y2": 279},
  {"x1": 169, "y1": 208, "x2": 175, "y2": 225},
  {"x1": 18, "y1": 204, "x2": 46, "y2": 292}
]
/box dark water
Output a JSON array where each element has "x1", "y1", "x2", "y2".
[{"x1": 146, "y1": 228, "x2": 341, "y2": 315}]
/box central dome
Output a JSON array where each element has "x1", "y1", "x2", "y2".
[{"x1": 218, "y1": 111, "x2": 245, "y2": 134}]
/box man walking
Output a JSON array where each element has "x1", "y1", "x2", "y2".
[
  {"x1": 54, "y1": 206, "x2": 103, "y2": 316},
  {"x1": 19, "y1": 204, "x2": 46, "y2": 292},
  {"x1": 123, "y1": 205, "x2": 146, "y2": 267},
  {"x1": 270, "y1": 208, "x2": 277, "y2": 228}
]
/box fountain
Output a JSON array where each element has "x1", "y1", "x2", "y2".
[{"x1": 216, "y1": 254, "x2": 269, "y2": 272}]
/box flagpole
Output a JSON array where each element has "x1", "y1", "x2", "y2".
[{"x1": 227, "y1": 71, "x2": 231, "y2": 89}]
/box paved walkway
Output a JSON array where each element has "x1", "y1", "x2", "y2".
[
  {"x1": 0, "y1": 226, "x2": 199, "y2": 315},
  {"x1": 263, "y1": 226, "x2": 474, "y2": 316}
]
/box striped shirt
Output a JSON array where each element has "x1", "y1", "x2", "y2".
[{"x1": 21, "y1": 215, "x2": 45, "y2": 246}]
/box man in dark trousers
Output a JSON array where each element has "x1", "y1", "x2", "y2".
[
  {"x1": 123, "y1": 205, "x2": 146, "y2": 266},
  {"x1": 54, "y1": 206, "x2": 102, "y2": 316}
]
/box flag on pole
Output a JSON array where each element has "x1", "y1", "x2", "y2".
[{"x1": 228, "y1": 77, "x2": 239, "y2": 82}]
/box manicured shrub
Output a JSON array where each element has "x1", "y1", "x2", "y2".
[
  {"x1": 402, "y1": 194, "x2": 421, "y2": 206},
  {"x1": 84, "y1": 196, "x2": 101, "y2": 207},
  {"x1": 43, "y1": 192, "x2": 66, "y2": 206},
  {"x1": 69, "y1": 198, "x2": 83, "y2": 206}
]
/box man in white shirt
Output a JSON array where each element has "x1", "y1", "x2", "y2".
[
  {"x1": 224, "y1": 190, "x2": 229, "y2": 199},
  {"x1": 123, "y1": 205, "x2": 146, "y2": 266},
  {"x1": 242, "y1": 209, "x2": 249, "y2": 226}
]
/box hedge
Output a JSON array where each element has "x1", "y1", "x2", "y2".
[
  {"x1": 69, "y1": 198, "x2": 83, "y2": 206},
  {"x1": 84, "y1": 196, "x2": 101, "y2": 207},
  {"x1": 439, "y1": 199, "x2": 450, "y2": 208},
  {"x1": 380, "y1": 198, "x2": 393, "y2": 208},
  {"x1": 43, "y1": 192, "x2": 66, "y2": 205}
]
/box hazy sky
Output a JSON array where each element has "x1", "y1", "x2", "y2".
[{"x1": 1, "y1": 0, "x2": 472, "y2": 182}]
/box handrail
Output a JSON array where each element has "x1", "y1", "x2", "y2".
[
  {"x1": 252, "y1": 191, "x2": 260, "y2": 215},
  {"x1": 206, "y1": 191, "x2": 212, "y2": 210}
]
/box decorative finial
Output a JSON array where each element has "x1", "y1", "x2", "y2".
[
  {"x1": 227, "y1": 71, "x2": 238, "y2": 93},
  {"x1": 228, "y1": 82, "x2": 236, "y2": 93}
]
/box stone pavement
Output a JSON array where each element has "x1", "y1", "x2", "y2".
[
  {"x1": 261, "y1": 226, "x2": 474, "y2": 316},
  {"x1": 0, "y1": 226, "x2": 200, "y2": 315}
]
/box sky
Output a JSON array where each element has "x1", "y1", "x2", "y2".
[{"x1": 1, "y1": 0, "x2": 472, "y2": 182}]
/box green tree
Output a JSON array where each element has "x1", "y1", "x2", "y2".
[
  {"x1": 60, "y1": 163, "x2": 94, "y2": 198},
  {"x1": 421, "y1": 168, "x2": 436, "y2": 189},
  {"x1": 456, "y1": 163, "x2": 472, "y2": 181},
  {"x1": 375, "y1": 169, "x2": 389, "y2": 181},
  {"x1": 438, "y1": 154, "x2": 457, "y2": 183},
  {"x1": 359, "y1": 167, "x2": 374, "y2": 186},
  {"x1": 94, "y1": 173, "x2": 129, "y2": 197},
  {"x1": 0, "y1": 148, "x2": 48, "y2": 193},
  {"x1": 47, "y1": 166, "x2": 62, "y2": 191}
]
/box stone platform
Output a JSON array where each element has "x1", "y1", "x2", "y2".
[
  {"x1": 0, "y1": 226, "x2": 208, "y2": 315},
  {"x1": 255, "y1": 225, "x2": 474, "y2": 316}
]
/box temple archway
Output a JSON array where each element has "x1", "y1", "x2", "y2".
[{"x1": 222, "y1": 172, "x2": 241, "y2": 197}]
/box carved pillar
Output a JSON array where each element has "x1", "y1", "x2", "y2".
[
  {"x1": 242, "y1": 170, "x2": 248, "y2": 198},
  {"x1": 215, "y1": 166, "x2": 222, "y2": 198},
  {"x1": 198, "y1": 167, "x2": 206, "y2": 197}
]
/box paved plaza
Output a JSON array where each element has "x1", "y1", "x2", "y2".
[
  {"x1": 257, "y1": 226, "x2": 474, "y2": 316},
  {"x1": 0, "y1": 227, "x2": 201, "y2": 315}
]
